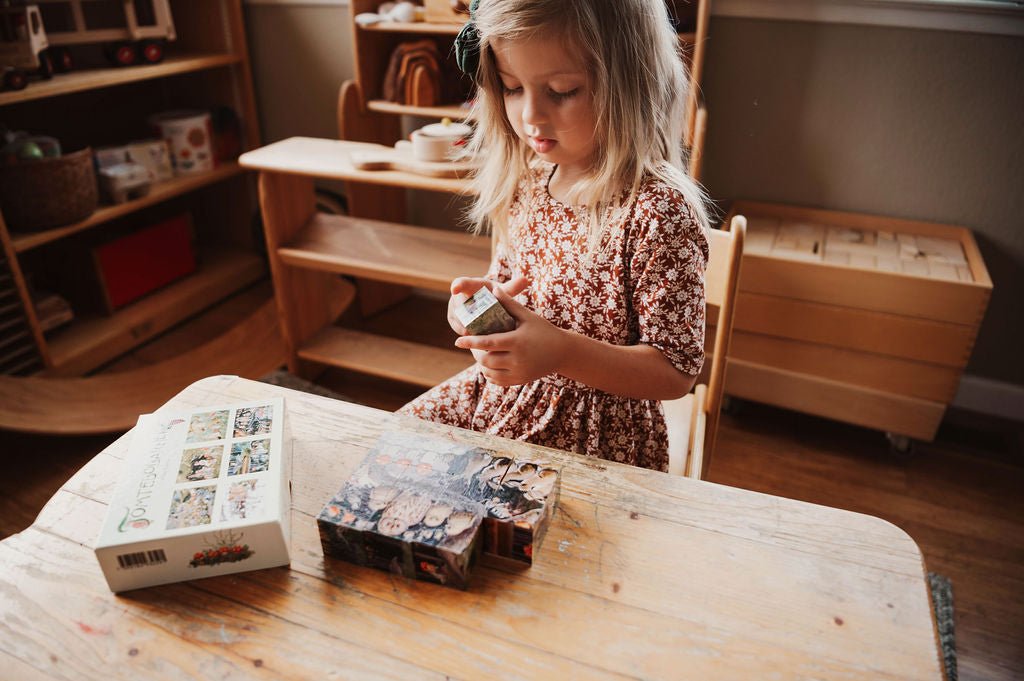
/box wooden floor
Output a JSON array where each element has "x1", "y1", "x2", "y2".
[{"x1": 1, "y1": 288, "x2": 1021, "y2": 681}]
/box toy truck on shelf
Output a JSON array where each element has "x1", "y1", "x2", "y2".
[
  {"x1": 1, "y1": 1, "x2": 175, "y2": 90},
  {"x1": 0, "y1": 4, "x2": 51, "y2": 90}
]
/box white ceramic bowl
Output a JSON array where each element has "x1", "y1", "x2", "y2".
[{"x1": 410, "y1": 120, "x2": 472, "y2": 162}]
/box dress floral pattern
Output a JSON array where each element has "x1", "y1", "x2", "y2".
[{"x1": 399, "y1": 163, "x2": 708, "y2": 472}]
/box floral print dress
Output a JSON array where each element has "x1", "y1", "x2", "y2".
[{"x1": 399, "y1": 163, "x2": 708, "y2": 472}]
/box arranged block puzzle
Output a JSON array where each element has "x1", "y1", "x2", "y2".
[
  {"x1": 745, "y1": 218, "x2": 973, "y2": 281},
  {"x1": 318, "y1": 431, "x2": 560, "y2": 589}
]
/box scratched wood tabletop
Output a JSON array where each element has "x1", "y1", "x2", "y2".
[{"x1": 0, "y1": 375, "x2": 943, "y2": 680}]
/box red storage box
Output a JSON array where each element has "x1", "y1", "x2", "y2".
[{"x1": 93, "y1": 214, "x2": 196, "y2": 311}]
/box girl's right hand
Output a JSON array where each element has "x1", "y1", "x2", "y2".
[{"x1": 447, "y1": 276, "x2": 529, "y2": 335}]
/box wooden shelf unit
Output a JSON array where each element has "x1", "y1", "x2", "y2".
[
  {"x1": 44, "y1": 250, "x2": 266, "y2": 376},
  {"x1": 277, "y1": 213, "x2": 489, "y2": 291},
  {"x1": 10, "y1": 163, "x2": 245, "y2": 252},
  {"x1": 0, "y1": 53, "x2": 242, "y2": 107},
  {"x1": 366, "y1": 100, "x2": 470, "y2": 120},
  {"x1": 0, "y1": 0, "x2": 264, "y2": 377},
  {"x1": 298, "y1": 327, "x2": 471, "y2": 388},
  {"x1": 240, "y1": 137, "x2": 484, "y2": 385}
]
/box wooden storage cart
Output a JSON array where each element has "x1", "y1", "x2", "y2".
[
  {"x1": 719, "y1": 201, "x2": 992, "y2": 443},
  {"x1": 0, "y1": 0, "x2": 264, "y2": 378}
]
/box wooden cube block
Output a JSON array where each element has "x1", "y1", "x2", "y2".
[{"x1": 454, "y1": 286, "x2": 517, "y2": 335}]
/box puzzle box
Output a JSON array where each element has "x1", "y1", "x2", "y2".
[{"x1": 94, "y1": 398, "x2": 290, "y2": 592}]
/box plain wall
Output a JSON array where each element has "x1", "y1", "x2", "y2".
[
  {"x1": 244, "y1": 5, "x2": 355, "y2": 142},
  {"x1": 243, "y1": 5, "x2": 1024, "y2": 396}
]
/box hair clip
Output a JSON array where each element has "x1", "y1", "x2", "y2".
[{"x1": 454, "y1": 0, "x2": 481, "y2": 77}]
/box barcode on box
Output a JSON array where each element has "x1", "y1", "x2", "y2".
[{"x1": 117, "y1": 549, "x2": 167, "y2": 569}]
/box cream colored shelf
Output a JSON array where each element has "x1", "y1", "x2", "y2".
[
  {"x1": 240, "y1": 137, "x2": 473, "y2": 195},
  {"x1": 358, "y1": 21, "x2": 463, "y2": 35},
  {"x1": 45, "y1": 250, "x2": 266, "y2": 376},
  {"x1": 0, "y1": 53, "x2": 243, "y2": 107},
  {"x1": 366, "y1": 99, "x2": 472, "y2": 120},
  {"x1": 298, "y1": 326, "x2": 471, "y2": 388},
  {"x1": 278, "y1": 212, "x2": 490, "y2": 292},
  {"x1": 11, "y1": 163, "x2": 246, "y2": 252}
]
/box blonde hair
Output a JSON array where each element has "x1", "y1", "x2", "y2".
[{"x1": 465, "y1": 0, "x2": 709, "y2": 249}]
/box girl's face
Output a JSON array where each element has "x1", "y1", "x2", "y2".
[{"x1": 492, "y1": 34, "x2": 596, "y2": 181}]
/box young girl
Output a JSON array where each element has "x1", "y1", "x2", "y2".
[{"x1": 399, "y1": 0, "x2": 710, "y2": 473}]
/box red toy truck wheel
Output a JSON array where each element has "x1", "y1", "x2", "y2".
[
  {"x1": 105, "y1": 42, "x2": 139, "y2": 66},
  {"x1": 51, "y1": 47, "x2": 73, "y2": 73},
  {"x1": 2, "y1": 69, "x2": 28, "y2": 91},
  {"x1": 140, "y1": 40, "x2": 165, "y2": 64}
]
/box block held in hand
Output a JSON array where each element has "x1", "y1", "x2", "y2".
[{"x1": 454, "y1": 286, "x2": 517, "y2": 336}]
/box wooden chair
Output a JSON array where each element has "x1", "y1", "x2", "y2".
[
  {"x1": 665, "y1": 215, "x2": 746, "y2": 479},
  {"x1": 687, "y1": 105, "x2": 708, "y2": 182}
]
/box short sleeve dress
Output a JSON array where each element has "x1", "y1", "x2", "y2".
[{"x1": 398, "y1": 163, "x2": 709, "y2": 472}]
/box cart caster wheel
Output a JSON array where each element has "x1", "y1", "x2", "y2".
[{"x1": 886, "y1": 432, "x2": 914, "y2": 455}]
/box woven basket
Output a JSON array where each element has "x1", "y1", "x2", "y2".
[{"x1": 0, "y1": 148, "x2": 98, "y2": 232}]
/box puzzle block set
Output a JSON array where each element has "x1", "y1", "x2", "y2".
[
  {"x1": 318, "y1": 431, "x2": 560, "y2": 589},
  {"x1": 94, "y1": 398, "x2": 290, "y2": 592}
]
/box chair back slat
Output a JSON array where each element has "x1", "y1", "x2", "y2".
[
  {"x1": 702, "y1": 216, "x2": 746, "y2": 470},
  {"x1": 662, "y1": 215, "x2": 746, "y2": 479}
]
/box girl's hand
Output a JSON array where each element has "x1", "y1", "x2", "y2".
[{"x1": 454, "y1": 283, "x2": 569, "y2": 387}]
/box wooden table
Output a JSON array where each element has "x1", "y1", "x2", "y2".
[{"x1": 0, "y1": 376, "x2": 944, "y2": 680}]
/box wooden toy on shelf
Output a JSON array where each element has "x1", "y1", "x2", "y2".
[{"x1": 350, "y1": 139, "x2": 475, "y2": 178}]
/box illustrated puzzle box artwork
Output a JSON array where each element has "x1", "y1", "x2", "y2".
[
  {"x1": 95, "y1": 398, "x2": 290, "y2": 592},
  {"x1": 318, "y1": 431, "x2": 560, "y2": 589}
]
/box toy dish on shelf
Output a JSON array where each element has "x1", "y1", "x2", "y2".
[{"x1": 350, "y1": 139, "x2": 475, "y2": 178}]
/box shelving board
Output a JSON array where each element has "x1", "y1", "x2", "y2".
[
  {"x1": 278, "y1": 212, "x2": 490, "y2": 292},
  {"x1": 11, "y1": 163, "x2": 246, "y2": 252},
  {"x1": 367, "y1": 100, "x2": 472, "y2": 120},
  {"x1": 298, "y1": 326, "x2": 471, "y2": 387},
  {"x1": 240, "y1": 137, "x2": 473, "y2": 194},
  {"x1": 44, "y1": 250, "x2": 266, "y2": 376},
  {"x1": 0, "y1": 53, "x2": 243, "y2": 107},
  {"x1": 359, "y1": 21, "x2": 463, "y2": 35}
]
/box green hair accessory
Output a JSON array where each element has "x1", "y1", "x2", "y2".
[{"x1": 454, "y1": 0, "x2": 482, "y2": 78}]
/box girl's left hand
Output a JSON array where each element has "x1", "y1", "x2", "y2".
[{"x1": 454, "y1": 284, "x2": 569, "y2": 387}]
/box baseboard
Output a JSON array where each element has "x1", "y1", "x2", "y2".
[{"x1": 952, "y1": 374, "x2": 1024, "y2": 423}]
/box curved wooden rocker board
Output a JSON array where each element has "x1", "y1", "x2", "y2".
[{"x1": 0, "y1": 299, "x2": 290, "y2": 436}]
